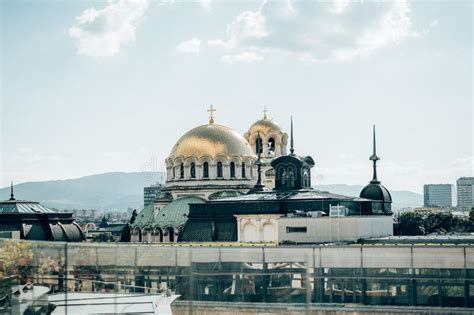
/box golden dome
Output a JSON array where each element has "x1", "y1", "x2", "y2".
[
  {"x1": 248, "y1": 118, "x2": 283, "y2": 136},
  {"x1": 169, "y1": 124, "x2": 256, "y2": 159}
]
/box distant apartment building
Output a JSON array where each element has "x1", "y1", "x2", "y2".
[
  {"x1": 423, "y1": 184, "x2": 453, "y2": 208},
  {"x1": 144, "y1": 183, "x2": 162, "y2": 206},
  {"x1": 457, "y1": 177, "x2": 474, "y2": 212}
]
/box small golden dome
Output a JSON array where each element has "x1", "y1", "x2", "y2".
[
  {"x1": 169, "y1": 124, "x2": 256, "y2": 159},
  {"x1": 248, "y1": 118, "x2": 283, "y2": 136}
]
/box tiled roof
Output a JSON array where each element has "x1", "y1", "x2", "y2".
[
  {"x1": 154, "y1": 196, "x2": 206, "y2": 229},
  {"x1": 132, "y1": 204, "x2": 155, "y2": 228}
]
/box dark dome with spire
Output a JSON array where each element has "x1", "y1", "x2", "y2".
[
  {"x1": 359, "y1": 125, "x2": 392, "y2": 213},
  {"x1": 360, "y1": 181, "x2": 392, "y2": 203}
]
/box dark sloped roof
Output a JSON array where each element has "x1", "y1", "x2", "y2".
[
  {"x1": 208, "y1": 190, "x2": 244, "y2": 200},
  {"x1": 0, "y1": 200, "x2": 56, "y2": 214},
  {"x1": 360, "y1": 182, "x2": 392, "y2": 203},
  {"x1": 216, "y1": 189, "x2": 371, "y2": 202}
]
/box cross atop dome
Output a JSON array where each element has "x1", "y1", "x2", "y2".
[
  {"x1": 263, "y1": 106, "x2": 268, "y2": 120},
  {"x1": 207, "y1": 105, "x2": 216, "y2": 125}
]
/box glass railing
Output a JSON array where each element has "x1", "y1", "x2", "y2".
[{"x1": 1, "y1": 238, "x2": 473, "y2": 313}]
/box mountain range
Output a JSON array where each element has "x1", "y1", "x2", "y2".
[{"x1": 0, "y1": 172, "x2": 422, "y2": 211}]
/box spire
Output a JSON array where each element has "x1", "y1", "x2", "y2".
[
  {"x1": 207, "y1": 105, "x2": 216, "y2": 125},
  {"x1": 289, "y1": 116, "x2": 295, "y2": 156},
  {"x1": 263, "y1": 106, "x2": 268, "y2": 120},
  {"x1": 9, "y1": 181, "x2": 15, "y2": 201},
  {"x1": 251, "y1": 132, "x2": 264, "y2": 192},
  {"x1": 369, "y1": 125, "x2": 380, "y2": 183}
]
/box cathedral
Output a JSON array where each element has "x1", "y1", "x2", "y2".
[{"x1": 131, "y1": 108, "x2": 392, "y2": 243}]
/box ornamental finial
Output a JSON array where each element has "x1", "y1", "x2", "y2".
[
  {"x1": 370, "y1": 125, "x2": 380, "y2": 183},
  {"x1": 9, "y1": 181, "x2": 15, "y2": 201},
  {"x1": 289, "y1": 116, "x2": 295, "y2": 156},
  {"x1": 207, "y1": 105, "x2": 216, "y2": 125}
]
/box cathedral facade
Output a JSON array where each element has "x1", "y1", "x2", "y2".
[{"x1": 131, "y1": 108, "x2": 286, "y2": 242}]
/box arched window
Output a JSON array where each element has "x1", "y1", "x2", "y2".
[
  {"x1": 256, "y1": 137, "x2": 263, "y2": 154},
  {"x1": 180, "y1": 163, "x2": 184, "y2": 179},
  {"x1": 203, "y1": 162, "x2": 209, "y2": 179},
  {"x1": 168, "y1": 228, "x2": 175, "y2": 242},
  {"x1": 165, "y1": 227, "x2": 174, "y2": 242},
  {"x1": 303, "y1": 169, "x2": 309, "y2": 188},
  {"x1": 241, "y1": 162, "x2": 246, "y2": 178},
  {"x1": 190, "y1": 162, "x2": 196, "y2": 178},
  {"x1": 286, "y1": 166, "x2": 295, "y2": 189},
  {"x1": 268, "y1": 138, "x2": 275, "y2": 156},
  {"x1": 230, "y1": 162, "x2": 236, "y2": 178},
  {"x1": 172, "y1": 166, "x2": 175, "y2": 179},
  {"x1": 217, "y1": 162, "x2": 223, "y2": 178}
]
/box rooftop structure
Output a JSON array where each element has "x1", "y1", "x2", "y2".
[
  {"x1": 0, "y1": 183, "x2": 85, "y2": 242},
  {"x1": 359, "y1": 125, "x2": 392, "y2": 212}
]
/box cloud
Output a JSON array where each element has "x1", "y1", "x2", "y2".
[
  {"x1": 176, "y1": 38, "x2": 201, "y2": 54},
  {"x1": 221, "y1": 51, "x2": 263, "y2": 64},
  {"x1": 199, "y1": 0, "x2": 212, "y2": 11},
  {"x1": 69, "y1": 0, "x2": 149, "y2": 57},
  {"x1": 208, "y1": 0, "x2": 418, "y2": 62}
]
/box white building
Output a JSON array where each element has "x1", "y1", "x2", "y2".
[{"x1": 235, "y1": 212, "x2": 393, "y2": 244}]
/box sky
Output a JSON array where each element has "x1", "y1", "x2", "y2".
[{"x1": 0, "y1": 0, "x2": 472, "y2": 193}]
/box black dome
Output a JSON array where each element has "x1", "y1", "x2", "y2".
[{"x1": 360, "y1": 182, "x2": 392, "y2": 202}]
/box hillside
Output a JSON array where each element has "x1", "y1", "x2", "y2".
[
  {"x1": 0, "y1": 172, "x2": 164, "y2": 211},
  {"x1": 0, "y1": 173, "x2": 422, "y2": 211}
]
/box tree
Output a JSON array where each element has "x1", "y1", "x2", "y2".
[
  {"x1": 398, "y1": 212, "x2": 424, "y2": 236},
  {"x1": 91, "y1": 232, "x2": 115, "y2": 243},
  {"x1": 398, "y1": 211, "x2": 471, "y2": 236}
]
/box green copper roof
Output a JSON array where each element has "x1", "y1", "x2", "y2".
[
  {"x1": 154, "y1": 196, "x2": 206, "y2": 229},
  {"x1": 132, "y1": 204, "x2": 155, "y2": 228}
]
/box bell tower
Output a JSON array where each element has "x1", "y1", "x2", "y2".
[{"x1": 244, "y1": 109, "x2": 288, "y2": 189}]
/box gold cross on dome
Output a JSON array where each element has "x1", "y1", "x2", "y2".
[
  {"x1": 263, "y1": 106, "x2": 268, "y2": 119},
  {"x1": 208, "y1": 105, "x2": 216, "y2": 125}
]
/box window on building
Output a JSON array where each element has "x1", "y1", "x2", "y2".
[
  {"x1": 217, "y1": 162, "x2": 223, "y2": 178},
  {"x1": 286, "y1": 227, "x2": 307, "y2": 233},
  {"x1": 180, "y1": 163, "x2": 184, "y2": 179},
  {"x1": 303, "y1": 169, "x2": 310, "y2": 187},
  {"x1": 241, "y1": 162, "x2": 246, "y2": 178},
  {"x1": 190, "y1": 162, "x2": 196, "y2": 178},
  {"x1": 286, "y1": 166, "x2": 295, "y2": 190},
  {"x1": 203, "y1": 162, "x2": 209, "y2": 179},
  {"x1": 172, "y1": 166, "x2": 175, "y2": 179},
  {"x1": 268, "y1": 138, "x2": 275, "y2": 156},
  {"x1": 230, "y1": 162, "x2": 235, "y2": 178},
  {"x1": 256, "y1": 137, "x2": 263, "y2": 154}
]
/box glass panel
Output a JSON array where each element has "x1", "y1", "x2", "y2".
[
  {"x1": 441, "y1": 280, "x2": 465, "y2": 307},
  {"x1": 416, "y1": 280, "x2": 440, "y2": 306},
  {"x1": 366, "y1": 279, "x2": 388, "y2": 305}
]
